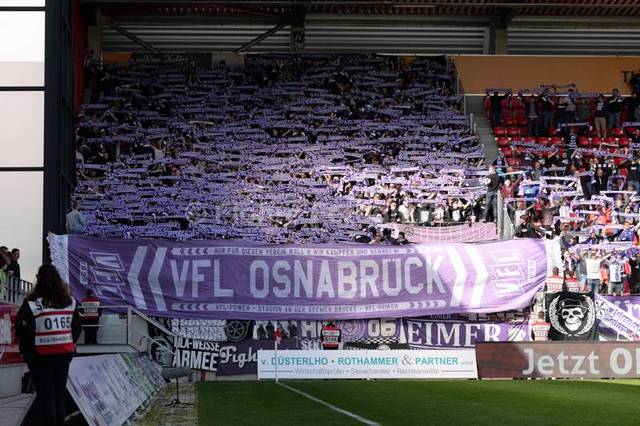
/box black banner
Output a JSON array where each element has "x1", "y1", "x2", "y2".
[
  {"x1": 172, "y1": 337, "x2": 220, "y2": 372},
  {"x1": 545, "y1": 291, "x2": 597, "y2": 341}
]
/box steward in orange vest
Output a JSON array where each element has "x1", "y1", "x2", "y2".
[
  {"x1": 321, "y1": 320, "x2": 341, "y2": 350},
  {"x1": 16, "y1": 264, "x2": 81, "y2": 426},
  {"x1": 80, "y1": 289, "x2": 102, "y2": 344}
]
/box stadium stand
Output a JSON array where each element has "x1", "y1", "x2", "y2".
[
  {"x1": 484, "y1": 86, "x2": 640, "y2": 295},
  {"x1": 74, "y1": 55, "x2": 487, "y2": 244}
]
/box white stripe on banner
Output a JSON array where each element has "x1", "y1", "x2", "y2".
[
  {"x1": 127, "y1": 246, "x2": 148, "y2": 309},
  {"x1": 465, "y1": 245, "x2": 488, "y2": 308},
  {"x1": 277, "y1": 382, "x2": 380, "y2": 426},
  {"x1": 446, "y1": 246, "x2": 467, "y2": 307},
  {"x1": 148, "y1": 247, "x2": 167, "y2": 311}
]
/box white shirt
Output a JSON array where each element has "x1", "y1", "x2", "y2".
[
  {"x1": 608, "y1": 260, "x2": 623, "y2": 282},
  {"x1": 585, "y1": 257, "x2": 601, "y2": 280}
]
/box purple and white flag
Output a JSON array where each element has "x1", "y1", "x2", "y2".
[
  {"x1": 596, "y1": 295, "x2": 640, "y2": 341},
  {"x1": 49, "y1": 234, "x2": 547, "y2": 320}
]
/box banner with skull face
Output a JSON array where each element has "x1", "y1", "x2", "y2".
[{"x1": 545, "y1": 292, "x2": 597, "y2": 340}]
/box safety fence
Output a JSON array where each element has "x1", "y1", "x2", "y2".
[
  {"x1": 0, "y1": 272, "x2": 33, "y2": 306},
  {"x1": 497, "y1": 193, "x2": 515, "y2": 240}
]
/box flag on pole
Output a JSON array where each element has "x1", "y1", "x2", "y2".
[{"x1": 274, "y1": 326, "x2": 282, "y2": 382}]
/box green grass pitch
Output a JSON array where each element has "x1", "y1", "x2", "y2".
[{"x1": 197, "y1": 380, "x2": 640, "y2": 425}]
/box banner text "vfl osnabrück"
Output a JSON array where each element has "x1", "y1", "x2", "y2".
[{"x1": 50, "y1": 235, "x2": 547, "y2": 320}]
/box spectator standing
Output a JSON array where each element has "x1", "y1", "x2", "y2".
[
  {"x1": 530, "y1": 311, "x2": 551, "y2": 341},
  {"x1": 583, "y1": 249, "x2": 604, "y2": 294},
  {"x1": 607, "y1": 88, "x2": 623, "y2": 130},
  {"x1": 6, "y1": 248, "x2": 20, "y2": 278},
  {"x1": 540, "y1": 88, "x2": 555, "y2": 131},
  {"x1": 482, "y1": 165, "x2": 500, "y2": 222},
  {"x1": 488, "y1": 90, "x2": 508, "y2": 127},
  {"x1": 606, "y1": 253, "x2": 625, "y2": 296},
  {"x1": 66, "y1": 201, "x2": 86, "y2": 234},
  {"x1": 15, "y1": 264, "x2": 82, "y2": 426},
  {"x1": 565, "y1": 89, "x2": 577, "y2": 123},
  {"x1": 556, "y1": 96, "x2": 568, "y2": 127},
  {"x1": 621, "y1": 158, "x2": 640, "y2": 194},
  {"x1": 594, "y1": 95, "x2": 608, "y2": 138},
  {"x1": 321, "y1": 320, "x2": 340, "y2": 350},
  {"x1": 80, "y1": 289, "x2": 101, "y2": 345},
  {"x1": 627, "y1": 92, "x2": 640, "y2": 122},
  {"x1": 629, "y1": 252, "x2": 640, "y2": 294}
]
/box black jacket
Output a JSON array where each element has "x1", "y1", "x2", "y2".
[{"x1": 15, "y1": 298, "x2": 82, "y2": 364}]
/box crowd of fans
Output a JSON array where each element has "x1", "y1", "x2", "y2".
[
  {"x1": 74, "y1": 54, "x2": 488, "y2": 244},
  {"x1": 485, "y1": 84, "x2": 640, "y2": 294}
]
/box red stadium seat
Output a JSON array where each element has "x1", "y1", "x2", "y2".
[
  {"x1": 619, "y1": 137, "x2": 630, "y2": 147},
  {"x1": 524, "y1": 136, "x2": 536, "y2": 144},
  {"x1": 578, "y1": 137, "x2": 590, "y2": 147},
  {"x1": 503, "y1": 118, "x2": 516, "y2": 127},
  {"x1": 610, "y1": 128, "x2": 624, "y2": 137},
  {"x1": 537, "y1": 137, "x2": 551, "y2": 146},
  {"x1": 496, "y1": 137, "x2": 510, "y2": 147},
  {"x1": 506, "y1": 127, "x2": 520, "y2": 137},
  {"x1": 493, "y1": 127, "x2": 506, "y2": 136},
  {"x1": 590, "y1": 137, "x2": 602, "y2": 147}
]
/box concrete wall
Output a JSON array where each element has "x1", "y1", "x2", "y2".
[{"x1": 454, "y1": 55, "x2": 640, "y2": 95}]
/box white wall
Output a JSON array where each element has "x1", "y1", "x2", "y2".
[{"x1": 0, "y1": 172, "x2": 43, "y2": 283}]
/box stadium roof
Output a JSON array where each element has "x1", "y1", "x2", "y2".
[{"x1": 83, "y1": 0, "x2": 640, "y2": 18}]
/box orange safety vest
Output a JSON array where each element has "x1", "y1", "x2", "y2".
[
  {"x1": 321, "y1": 325, "x2": 340, "y2": 349},
  {"x1": 545, "y1": 275, "x2": 564, "y2": 292},
  {"x1": 565, "y1": 277, "x2": 581, "y2": 293},
  {"x1": 531, "y1": 321, "x2": 551, "y2": 342},
  {"x1": 28, "y1": 298, "x2": 76, "y2": 356},
  {"x1": 80, "y1": 297, "x2": 100, "y2": 320}
]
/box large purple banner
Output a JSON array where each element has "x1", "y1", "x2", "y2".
[{"x1": 49, "y1": 235, "x2": 547, "y2": 320}]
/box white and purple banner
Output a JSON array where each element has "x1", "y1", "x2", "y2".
[
  {"x1": 596, "y1": 295, "x2": 640, "y2": 341},
  {"x1": 49, "y1": 234, "x2": 547, "y2": 320}
]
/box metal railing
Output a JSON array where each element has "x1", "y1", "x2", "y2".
[
  {"x1": 0, "y1": 272, "x2": 33, "y2": 305},
  {"x1": 497, "y1": 193, "x2": 515, "y2": 240},
  {"x1": 78, "y1": 304, "x2": 176, "y2": 360}
]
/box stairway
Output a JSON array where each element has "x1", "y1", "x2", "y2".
[{"x1": 467, "y1": 96, "x2": 498, "y2": 166}]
